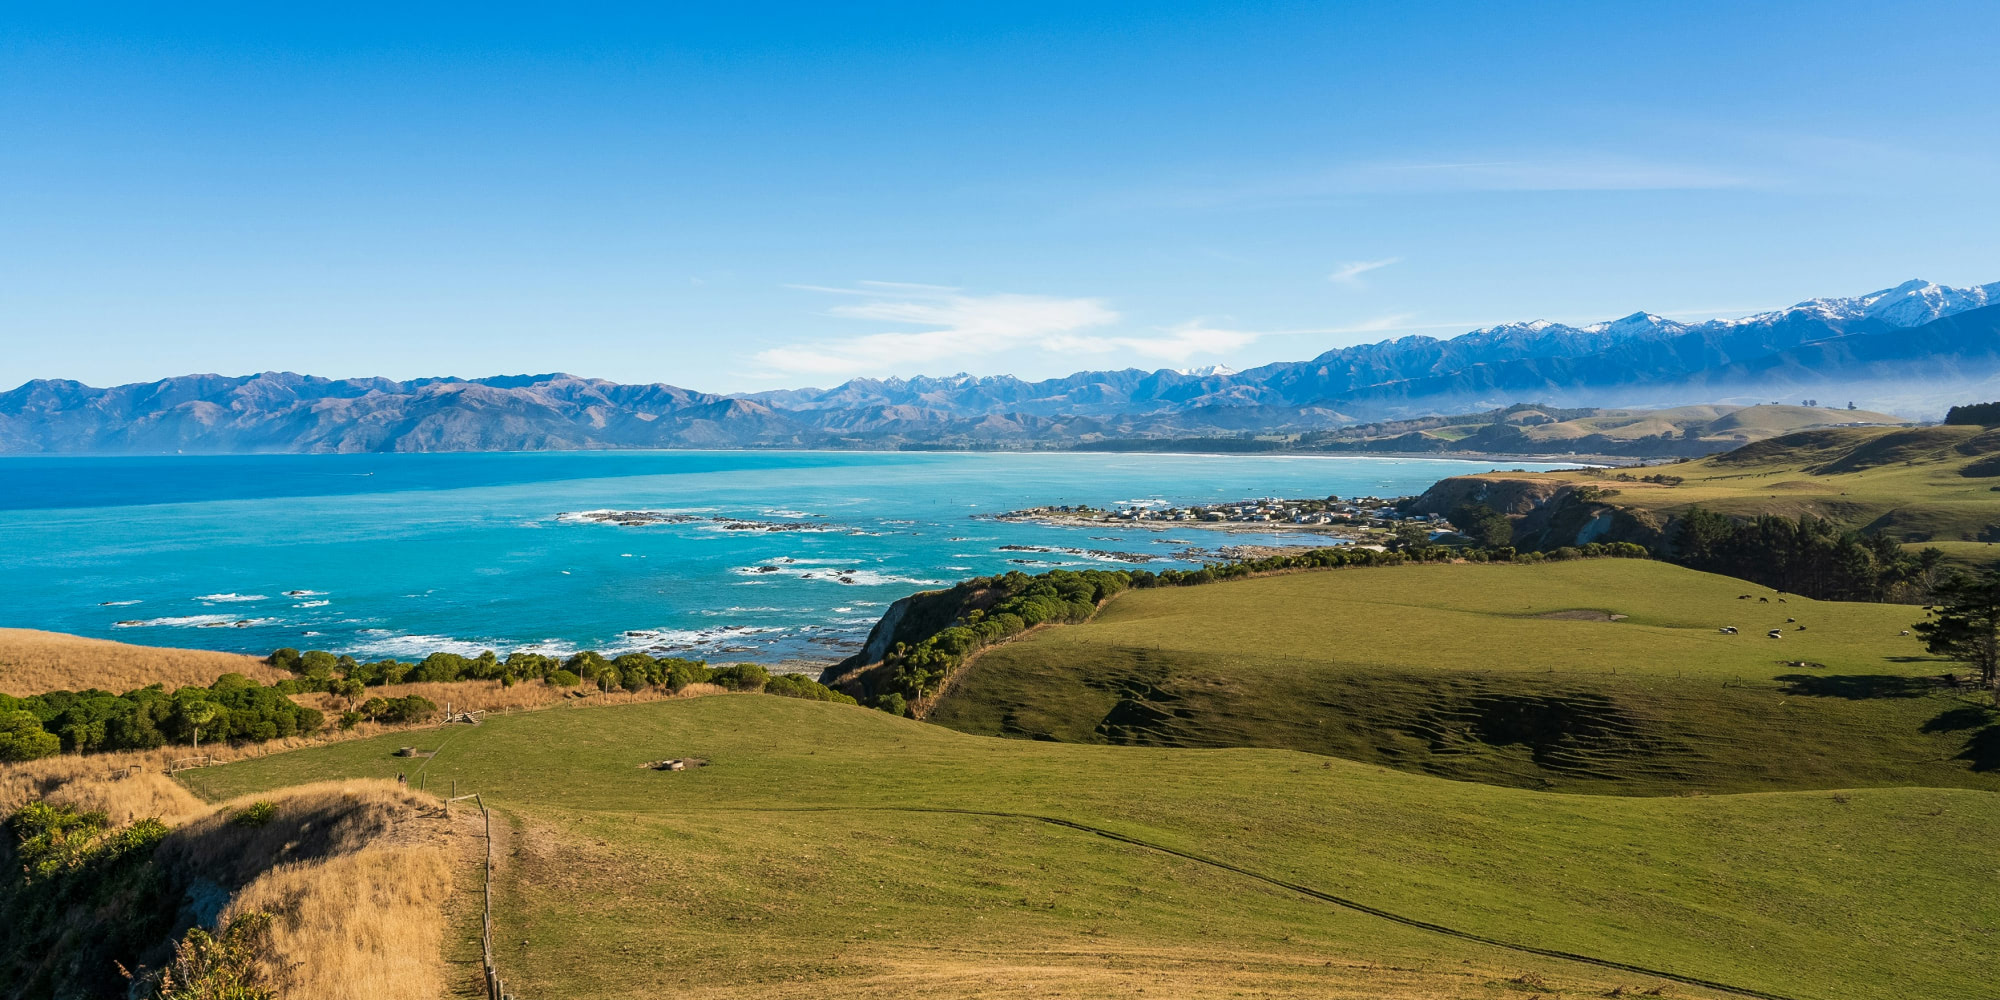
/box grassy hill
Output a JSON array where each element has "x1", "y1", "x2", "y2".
[
  {"x1": 178, "y1": 693, "x2": 2000, "y2": 1000},
  {"x1": 1413, "y1": 423, "x2": 2000, "y2": 562},
  {"x1": 929, "y1": 559, "x2": 1997, "y2": 795},
  {"x1": 0, "y1": 628, "x2": 282, "y2": 697}
]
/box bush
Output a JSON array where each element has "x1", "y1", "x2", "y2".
[
  {"x1": 709, "y1": 663, "x2": 769, "y2": 691},
  {"x1": 874, "y1": 692, "x2": 909, "y2": 717},
  {"x1": 547, "y1": 669, "x2": 580, "y2": 687},
  {"x1": 0, "y1": 710, "x2": 59, "y2": 761},
  {"x1": 764, "y1": 673, "x2": 858, "y2": 704},
  {"x1": 232, "y1": 801, "x2": 277, "y2": 828}
]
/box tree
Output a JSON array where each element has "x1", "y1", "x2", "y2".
[
  {"x1": 1390, "y1": 521, "x2": 1431, "y2": 551},
  {"x1": 0, "y1": 710, "x2": 60, "y2": 761},
  {"x1": 182, "y1": 701, "x2": 218, "y2": 753},
  {"x1": 1915, "y1": 570, "x2": 2000, "y2": 692}
]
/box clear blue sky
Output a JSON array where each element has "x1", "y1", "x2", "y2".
[{"x1": 4, "y1": 2, "x2": 1997, "y2": 391}]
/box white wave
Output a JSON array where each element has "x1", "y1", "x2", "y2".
[
  {"x1": 345, "y1": 633, "x2": 497, "y2": 658},
  {"x1": 114, "y1": 615, "x2": 237, "y2": 628},
  {"x1": 99, "y1": 600, "x2": 142, "y2": 607},
  {"x1": 293, "y1": 600, "x2": 331, "y2": 608},
  {"x1": 196, "y1": 593, "x2": 266, "y2": 603},
  {"x1": 795, "y1": 570, "x2": 944, "y2": 587},
  {"x1": 282, "y1": 590, "x2": 326, "y2": 597}
]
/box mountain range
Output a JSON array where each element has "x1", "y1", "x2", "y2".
[{"x1": 3, "y1": 278, "x2": 1996, "y2": 454}]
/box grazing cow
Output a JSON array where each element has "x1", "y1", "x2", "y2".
[
  {"x1": 1738, "y1": 595, "x2": 1752, "y2": 600},
  {"x1": 1718, "y1": 627, "x2": 1738, "y2": 634},
  {"x1": 1786, "y1": 617, "x2": 1796, "y2": 623},
  {"x1": 1778, "y1": 598, "x2": 1787, "y2": 603},
  {"x1": 1767, "y1": 630, "x2": 1784, "y2": 638},
  {"x1": 1901, "y1": 630, "x2": 1911, "y2": 636},
  {"x1": 1759, "y1": 597, "x2": 1769, "y2": 602}
]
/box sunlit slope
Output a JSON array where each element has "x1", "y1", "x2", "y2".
[
  {"x1": 931, "y1": 560, "x2": 1997, "y2": 794},
  {"x1": 1438, "y1": 424, "x2": 2000, "y2": 546},
  {"x1": 182, "y1": 696, "x2": 1999, "y2": 1000}
]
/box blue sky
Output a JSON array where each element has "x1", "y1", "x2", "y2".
[{"x1": 4, "y1": 2, "x2": 1997, "y2": 391}]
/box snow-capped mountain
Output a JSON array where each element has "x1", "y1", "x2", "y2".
[
  {"x1": 4, "y1": 278, "x2": 1997, "y2": 452},
  {"x1": 1771, "y1": 278, "x2": 2000, "y2": 329}
]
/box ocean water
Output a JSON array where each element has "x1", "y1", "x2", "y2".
[{"x1": 0, "y1": 451, "x2": 1562, "y2": 667}]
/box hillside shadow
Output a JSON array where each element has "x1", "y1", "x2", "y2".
[
  {"x1": 1774, "y1": 674, "x2": 1943, "y2": 699},
  {"x1": 1924, "y1": 705, "x2": 2000, "y2": 772},
  {"x1": 1959, "y1": 727, "x2": 2000, "y2": 772}
]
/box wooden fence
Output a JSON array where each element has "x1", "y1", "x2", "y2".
[{"x1": 451, "y1": 791, "x2": 512, "y2": 1000}]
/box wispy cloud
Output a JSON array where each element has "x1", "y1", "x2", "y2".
[
  {"x1": 1328, "y1": 257, "x2": 1400, "y2": 287},
  {"x1": 755, "y1": 283, "x2": 1120, "y2": 376},
  {"x1": 1125, "y1": 154, "x2": 1754, "y2": 212}
]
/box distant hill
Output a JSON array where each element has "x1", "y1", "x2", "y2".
[
  {"x1": 2, "y1": 278, "x2": 1993, "y2": 453},
  {"x1": 1410, "y1": 421, "x2": 2000, "y2": 564},
  {"x1": 1083, "y1": 401, "x2": 1913, "y2": 459}
]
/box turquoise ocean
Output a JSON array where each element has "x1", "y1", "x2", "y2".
[{"x1": 0, "y1": 451, "x2": 1560, "y2": 667}]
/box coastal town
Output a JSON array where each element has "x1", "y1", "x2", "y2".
[{"x1": 989, "y1": 494, "x2": 1452, "y2": 536}]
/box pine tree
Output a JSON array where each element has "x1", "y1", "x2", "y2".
[{"x1": 1915, "y1": 570, "x2": 2000, "y2": 692}]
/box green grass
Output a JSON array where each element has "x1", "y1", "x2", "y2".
[
  {"x1": 931, "y1": 559, "x2": 2000, "y2": 794},
  {"x1": 1467, "y1": 424, "x2": 2000, "y2": 548},
  {"x1": 181, "y1": 694, "x2": 2000, "y2": 1000}
]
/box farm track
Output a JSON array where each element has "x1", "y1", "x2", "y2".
[{"x1": 684, "y1": 804, "x2": 1801, "y2": 1000}]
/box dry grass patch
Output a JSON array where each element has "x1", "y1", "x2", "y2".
[
  {"x1": 222, "y1": 845, "x2": 454, "y2": 1000},
  {"x1": 0, "y1": 628, "x2": 283, "y2": 696}
]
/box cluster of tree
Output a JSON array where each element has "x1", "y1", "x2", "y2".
[
  {"x1": 1944, "y1": 401, "x2": 2000, "y2": 426},
  {"x1": 1669, "y1": 507, "x2": 1948, "y2": 602},
  {"x1": 1449, "y1": 502, "x2": 1514, "y2": 548},
  {"x1": 268, "y1": 646, "x2": 849, "y2": 705},
  {"x1": 856, "y1": 542, "x2": 1654, "y2": 713},
  {"x1": 0, "y1": 674, "x2": 323, "y2": 761}
]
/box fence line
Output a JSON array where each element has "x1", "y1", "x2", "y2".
[{"x1": 451, "y1": 791, "x2": 511, "y2": 1000}]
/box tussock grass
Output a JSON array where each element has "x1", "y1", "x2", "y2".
[{"x1": 0, "y1": 628, "x2": 283, "y2": 696}]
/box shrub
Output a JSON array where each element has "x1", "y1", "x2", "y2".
[
  {"x1": 232, "y1": 801, "x2": 277, "y2": 828},
  {"x1": 547, "y1": 669, "x2": 580, "y2": 687},
  {"x1": 709, "y1": 663, "x2": 769, "y2": 691},
  {"x1": 874, "y1": 692, "x2": 909, "y2": 717},
  {"x1": 764, "y1": 673, "x2": 858, "y2": 704},
  {"x1": 0, "y1": 710, "x2": 59, "y2": 761}
]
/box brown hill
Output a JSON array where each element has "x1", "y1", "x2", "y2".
[{"x1": 0, "y1": 628, "x2": 281, "y2": 696}]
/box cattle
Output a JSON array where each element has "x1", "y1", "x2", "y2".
[
  {"x1": 1901, "y1": 630, "x2": 1912, "y2": 636},
  {"x1": 1767, "y1": 630, "x2": 1784, "y2": 638},
  {"x1": 1718, "y1": 626, "x2": 1738, "y2": 634}
]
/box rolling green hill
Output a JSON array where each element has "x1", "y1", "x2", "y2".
[
  {"x1": 1412, "y1": 424, "x2": 2000, "y2": 563},
  {"x1": 180, "y1": 694, "x2": 2000, "y2": 1000},
  {"x1": 929, "y1": 559, "x2": 1997, "y2": 795}
]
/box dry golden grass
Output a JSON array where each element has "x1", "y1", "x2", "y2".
[
  {"x1": 224, "y1": 846, "x2": 454, "y2": 1000},
  {"x1": 0, "y1": 628, "x2": 283, "y2": 696},
  {"x1": 293, "y1": 677, "x2": 730, "y2": 717},
  {"x1": 178, "y1": 782, "x2": 458, "y2": 1000}
]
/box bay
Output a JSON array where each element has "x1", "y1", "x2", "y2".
[{"x1": 0, "y1": 451, "x2": 1562, "y2": 667}]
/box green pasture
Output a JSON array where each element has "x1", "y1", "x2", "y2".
[
  {"x1": 182, "y1": 694, "x2": 2000, "y2": 1000},
  {"x1": 932, "y1": 559, "x2": 1999, "y2": 793}
]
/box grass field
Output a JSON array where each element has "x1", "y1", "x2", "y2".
[
  {"x1": 0, "y1": 628, "x2": 282, "y2": 696},
  {"x1": 179, "y1": 694, "x2": 2000, "y2": 1000},
  {"x1": 930, "y1": 559, "x2": 1999, "y2": 794},
  {"x1": 1442, "y1": 424, "x2": 2000, "y2": 552}
]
